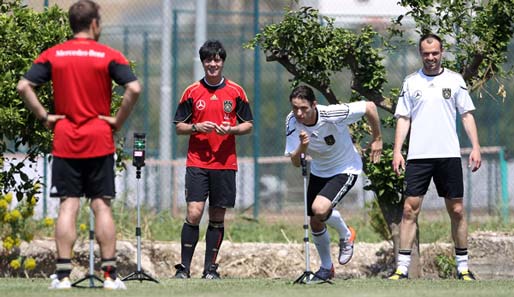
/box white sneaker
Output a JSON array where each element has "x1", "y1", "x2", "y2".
[
  {"x1": 338, "y1": 226, "x2": 356, "y2": 265},
  {"x1": 48, "y1": 274, "x2": 71, "y2": 289},
  {"x1": 103, "y1": 277, "x2": 127, "y2": 290}
]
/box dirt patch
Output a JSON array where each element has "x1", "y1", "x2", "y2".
[{"x1": 3, "y1": 231, "x2": 514, "y2": 280}]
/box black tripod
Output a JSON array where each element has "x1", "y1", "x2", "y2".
[
  {"x1": 123, "y1": 133, "x2": 158, "y2": 283},
  {"x1": 293, "y1": 154, "x2": 331, "y2": 285},
  {"x1": 72, "y1": 206, "x2": 103, "y2": 288}
]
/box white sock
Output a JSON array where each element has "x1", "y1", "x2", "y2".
[
  {"x1": 312, "y1": 228, "x2": 332, "y2": 269},
  {"x1": 397, "y1": 250, "x2": 411, "y2": 275},
  {"x1": 456, "y1": 254, "x2": 469, "y2": 272},
  {"x1": 324, "y1": 209, "x2": 350, "y2": 240}
]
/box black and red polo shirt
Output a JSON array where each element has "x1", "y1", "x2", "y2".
[
  {"x1": 174, "y1": 78, "x2": 253, "y2": 170},
  {"x1": 23, "y1": 37, "x2": 137, "y2": 158}
]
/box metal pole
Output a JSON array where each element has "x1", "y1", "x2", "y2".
[
  {"x1": 194, "y1": 0, "x2": 207, "y2": 81},
  {"x1": 301, "y1": 155, "x2": 310, "y2": 273},
  {"x1": 171, "y1": 9, "x2": 179, "y2": 216},
  {"x1": 500, "y1": 148, "x2": 509, "y2": 224},
  {"x1": 159, "y1": 0, "x2": 172, "y2": 211},
  {"x1": 43, "y1": 154, "x2": 47, "y2": 218},
  {"x1": 252, "y1": 0, "x2": 261, "y2": 219},
  {"x1": 88, "y1": 208, "x2": 95, "y2": 287},
  {"x1": 136, "y1": 173, "x2": 142, "y2": 272},
  {"x1": 143, "y1": 31, "x2": 150, "y2": 206}
]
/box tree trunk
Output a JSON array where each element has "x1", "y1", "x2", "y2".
[{"x1": 378, "y1": 198, "x2": 421, "y2": 278}]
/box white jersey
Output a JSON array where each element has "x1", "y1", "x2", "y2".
[
  {"x1": 395, "y1": 68, "x2": 475, "y2": 160},
  {"x1": 285, "y1": 101, "x2": 366, "y2": 177}
]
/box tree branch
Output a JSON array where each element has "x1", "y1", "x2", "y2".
[
  {"x1": 462, "y1": 52, "x2": 484, "y2": 83},
  {"x1": 265, "y1": 51, "x2": 339, "y2": 104}
]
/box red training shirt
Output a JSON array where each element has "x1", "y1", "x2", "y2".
[
  {"x1": 174, "y1": 78, "x2": 253, "y2": 170},
  {"x1": 23, "y1": 38, "x2": 137, "y2": 158}
]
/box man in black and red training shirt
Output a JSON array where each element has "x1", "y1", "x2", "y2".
[
  {"x1": 17, "y1": 0, "x2": 140, "y2": 290},
  {"x1": 173, "y1": 40, "x2": 253, "y2": 279}
]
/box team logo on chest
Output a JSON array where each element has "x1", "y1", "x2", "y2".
[
  {"x1": 324, "y1": 135, "x2": 335, "y2": 145},
  {"x1": 442, "y1": 88, "x2": 451, "y2": 99},
  {"x1": 196, "y1": 99, "x2": 206, "y2": 110},
  {"x1": 413, "y1": 90, "x2": 422, "y2": 100},
  {"x1": 223, "y1": 100, "x2": 233, "y2": 113}
]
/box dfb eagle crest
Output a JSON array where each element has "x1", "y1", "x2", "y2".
[
  {"x1": 223, "y1": 100, "x2": 233, "y2": 113},
  {"x1": 442, "y1": 88, "x2": 451, "y2": 99}
]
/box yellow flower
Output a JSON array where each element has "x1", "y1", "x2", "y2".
[
  {"x1": 9, "y1": 209, "x2": 22, "y2": 222},
  {"x1": 29, "y1": 196, "x2": 37, "y2": 206},
  {"x1": 0, "y1": 199, "x2": 8, "y2": 211},
  {"x1": 3, "y1": 213, "x2": 12, "y2": 223},
  {"x1": 9, "y1": 259, "x2": 21, "y2": 270},
  {"x1": 24, "y1": 258, "x2": 37, "y2": 270},
  {"x1": 4, "y1": 193, "x2": 13, "y2": 203},
  {"x1": 14, "y1": 237, "x2": 21, "y2": 247},
  {"x1": 79, "y1": 223, "x2": 87, "y2": 231},
  {"x1": 2, "y1": 236, "x2": 14, "y2": 251},
  {"x1": 43, "y1": 217, "x2": 54, "y2": 227},
  {"x1": 3, "y1": 242, "x2": 13, "y2": 251},
  {"x1": 33, "y1": 183, "x2": 41, "y2": 191}
]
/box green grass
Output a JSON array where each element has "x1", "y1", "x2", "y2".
[
  {"x1": 33, "y1": 202, "x2": 514, "y2": 244},
  {"x1": 2, "y1": 278, "x2": 514, "y2": 297}
]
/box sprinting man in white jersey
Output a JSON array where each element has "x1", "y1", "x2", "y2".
[
  {"x1": 285, "y1": 85, "x2": 382, "y2": 282},
  {"x1": 389, "y1": 33, "x2": 482, "y2": 281}
]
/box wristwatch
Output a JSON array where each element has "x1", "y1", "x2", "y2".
[{"x1": 191, "y1": 124, "x2": 197, "y2": 133}]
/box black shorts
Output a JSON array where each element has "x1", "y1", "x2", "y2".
[
  {"x1": 185, "y1": 167, "x2": 236, "y2": 208},
  {"x1": 404, "y1": 158, "x2": 463, "y2": 199},
  {"x1": 306, "y1": 173, "x2": 358, "y2": 216},
  {"x1": 50, "y1": 154, "x2": 115, "y2": 199}
]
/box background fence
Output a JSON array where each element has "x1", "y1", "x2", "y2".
[{"x1": 17, "y1": 0, "x2": 514, "y2": 225}]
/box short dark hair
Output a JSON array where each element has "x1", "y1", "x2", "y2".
[
  {"x1": 199, "y1": 40, "x2": 227, "y2": 62},
  {"x1": 289, "y1": 85, "x2": 316, "y2": 104},
  {"x1": 69, "y1": 0, "x2": 100, "y2": 34},
  {"x1": 419, "y1": 33, "x2": 443, "y2": 50}
]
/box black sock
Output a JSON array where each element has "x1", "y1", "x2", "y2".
[
  {"x1": 455, "y1": 247, "x2": 468, "y2": 256},
  {"x1": 399, "y1": 249, "x2": 412, "y2": 256},
  {"x1": 56, "y1": 258, "x2": 72, "y2": 280},
  {"x1": 204, "y1": 220, "x2": 224, "y2": 271},
  {"x1": 101, "y1": 257, "x2": 117, "y2": 280},
  {"x1": 181, "y1": 220, "x2": 199, "y2": 270}
]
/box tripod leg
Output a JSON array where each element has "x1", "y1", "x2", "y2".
[
  {"x1": 72, "y1": 207, "x2": 104, "y2": 288},
  {"x1": 122, "y1": 270, "x2": 159, "y2": 283}
]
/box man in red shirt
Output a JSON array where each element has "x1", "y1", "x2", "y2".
[
  {"x1": 17, "y1": 0, "x2": 140, "y2": 290},
  {"x1": 173, "y1": 40, "x2": 253, "y2": 279}
]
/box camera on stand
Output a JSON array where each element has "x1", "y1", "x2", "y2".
[{"x1": 133, "y1": 133, "x2": 146, "y2": 171}]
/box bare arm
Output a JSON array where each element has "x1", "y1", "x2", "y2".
[
  {"x1": 392, "y1": 116, "x2": 410, "y2": 175},
  {"x1": 16, "y1": 78, "x2": 65, "y2": 128},
  {"x1": 289, "y1": 130, "x2": 309, "y2": 167},
  {"x1": 364, "y1": 101, "x2": 383, "y2": 163},
  {"x1": 461, "y1": 112, "x2": 481, "y2": 172},
  {"x1": 98, "y1": 80, "x2": 141, "y2": 131}
]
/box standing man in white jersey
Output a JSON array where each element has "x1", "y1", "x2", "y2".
[
  {"x1": 389, "y1": 33, "x2": 481, "y2": 281},
  {"x1": 285, "y1": 85, "x2": 382, "y2": 282}
]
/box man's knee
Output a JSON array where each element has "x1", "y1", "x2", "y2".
[
  {"x1": 448, "y1": 201, "x2": 465, "y2": 220},
  {"x1": 208, "y1": 207, "x2": 226, "y2": 222},
  {"x1": 186, "y1": 203, "x2": 205, "y2": 225},
  {"x1": 311, "y1": 203, "x2": 330, "y2": 220}
]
